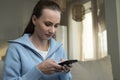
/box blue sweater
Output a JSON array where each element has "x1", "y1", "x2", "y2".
[{"x1": 3, "y1": 34, "x2": 71, "y2": 80}]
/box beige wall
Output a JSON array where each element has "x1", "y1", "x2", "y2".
[{"x1": 0, "y1": 0, "x2": 38, "y2": 58}]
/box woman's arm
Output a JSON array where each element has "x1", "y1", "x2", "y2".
[{"x1": 3, "y1": 44, "x2": 43, "y2": 80}]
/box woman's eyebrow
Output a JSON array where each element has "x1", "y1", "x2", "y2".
[{"x1": 44, "y1": 21, "x2": 60, "y2": 25}]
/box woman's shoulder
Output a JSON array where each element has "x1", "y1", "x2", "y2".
[
  {"x1": 50, "y1": 38, "x2": 62, "y2": 45},
  {"x1": 8, "y1": 34, "x2": 31, "y2": 46}
]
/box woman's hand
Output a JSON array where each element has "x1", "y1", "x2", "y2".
[
  {"x1": 61, "y1": 64, "x2": 72, "y2": 73},
  {"x1": 60, "y1": 59, "x2": 72, "y2": 73},
  {"x1": 37, "y1": 59, "x2": 62, "y2": 74}
]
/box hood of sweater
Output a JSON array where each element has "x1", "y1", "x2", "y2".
[{"x1": 8, "y1": 34, "x2": 63, "y2": 60}]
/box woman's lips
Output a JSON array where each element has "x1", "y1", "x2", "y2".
[{"x1": 45, "y1": 34, "x2": 52, "y2": 38}]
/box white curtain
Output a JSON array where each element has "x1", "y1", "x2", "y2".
[
  {"x1": 55, "y1": 25, "x2": 68, "y2": 55},
  {"x1": 68, "y1": 0, "x2": 108, "y2": 61}
]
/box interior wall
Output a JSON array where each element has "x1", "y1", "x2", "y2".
[
  {"x1": 0, "y1": 0, "x2": 23, "y2": 44},
  {"x1": 116, "y1": 0, "x2": 120, "y2": 79},
  {"x1": 0, "y1": 0, "x2": 38, "y2": 44},
  {"x1": 116, "y1": 0, "x2": 120, "y2": 61},
  {"x1": 0, "y1": 0, "x2": 38, "y2": 57},
  {"x1": 105, "y1": 0, "x2": 120, "y2": 80}
]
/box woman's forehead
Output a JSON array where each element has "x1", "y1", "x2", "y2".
[
  {"x1": 40, "y1": 9, "x2": 61, "y2": 21},
  {"x1": 41, "y1": 8, "x2": 61, "y2": 16}
]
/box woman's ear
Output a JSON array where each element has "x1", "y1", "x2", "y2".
[{"x1": 32, "y1": 15, "x2": 37, "y2": 25}]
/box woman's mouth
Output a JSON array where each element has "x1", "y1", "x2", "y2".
[{"x1": 45, "y1": 34, "x2": 52, "y2": 38}]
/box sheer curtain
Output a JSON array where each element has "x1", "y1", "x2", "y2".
[
  {"x1": 56, "y1": 25, "x2": 68, "y2": 55},
  {"x1": 68, "y1": 0, "x2": 107, "y2": 61}
]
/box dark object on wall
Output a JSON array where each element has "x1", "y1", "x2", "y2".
[{"x1": 72, "y1": 1, "x2": 85, "y2": 22}]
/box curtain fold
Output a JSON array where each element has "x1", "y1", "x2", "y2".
[{"x1": 68, "y1": 0, "x2": 107, "y2": 61}]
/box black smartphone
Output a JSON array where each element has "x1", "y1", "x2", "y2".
[{"x1": 58, "y1": 59, "x2": 78, "y2": 66}]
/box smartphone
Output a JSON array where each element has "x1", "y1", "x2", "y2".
[{"x1": 58, "y1": 59, "x2": 78, "y2": 66}]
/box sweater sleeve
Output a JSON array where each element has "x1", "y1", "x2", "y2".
[
  {"x1": 59, "y1": 72, "x2": 72, "y2": 80},
  {"x1": 3, "y1": 44, "x2": 44, "y2": 80},
  {"x1": 58, "y1": 46, "x2": 72, "y2": 80}
]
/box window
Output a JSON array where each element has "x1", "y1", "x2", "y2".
[
  {"x1": 82, "y1": 12, "x2": 94, "y2": 60},
  {"x1": 68, "y1": 0, "x2": 108, "y2": 61}
]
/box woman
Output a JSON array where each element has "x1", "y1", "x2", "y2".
[{"x1": 3, "y1": 0, "x2": 72, "y2": 80}]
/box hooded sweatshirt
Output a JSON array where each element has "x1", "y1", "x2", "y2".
[{"x1": 3, "y1": 34, "x2": 71, "y2": 80}]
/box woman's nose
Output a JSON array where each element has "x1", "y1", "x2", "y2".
[{"x1": 49, "y1": 27, "x2": 56, "y2": 34}]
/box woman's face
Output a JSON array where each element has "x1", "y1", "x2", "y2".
[{"x1": 32, "y1": 8, "x2": 61, "y2": 40}]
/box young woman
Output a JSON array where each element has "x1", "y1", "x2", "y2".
[{"x1": 3, "y1": 0, "x2": 72, "y2": 80}]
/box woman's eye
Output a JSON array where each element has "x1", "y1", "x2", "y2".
[
  {"x1": 44, "y1": 22, "x2": 53, "y2": 26},
  {"x1": 44, "y1": 21, "x2": 60, "y2": 28},
  {"x1": 54, "y1": 24, "x2": 59, "y2": 28}
]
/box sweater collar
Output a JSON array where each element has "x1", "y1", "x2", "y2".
[{"x1": 9, "y1": 34, "x2": 62, "y2": 59}]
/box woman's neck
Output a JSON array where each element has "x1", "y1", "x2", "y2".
[{"x1": 30, "y1": 34, "x2": 49, "y2": 51}]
